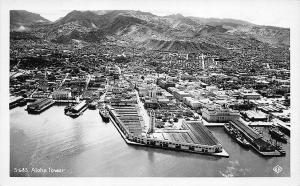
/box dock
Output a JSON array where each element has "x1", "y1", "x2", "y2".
[
  {"x1": 65, "y1": 100, "x2": 88, "y2": 118},
  {"x1": 26, "y1": 98, "x2": 55, "y2": 114},
  {"x1": 229, "y1": 119, "x2": 284, "y2": 157},
  {"x1": 108, "y1": 104, "x2": 229, "y2": 158},
  {"x1": 110, "y1": 114, "x2": 229, "y2": 157}
]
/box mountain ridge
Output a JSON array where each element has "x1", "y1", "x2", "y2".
[
  {"x1": 10, "y1": 10, "x2": 50, "y2": 31},
  {"x1": 10, "y1": 10, "x2": 290, "y2": 52}
]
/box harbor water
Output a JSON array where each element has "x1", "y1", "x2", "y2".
[{"x1": 10, "y1": 105, "x2": 290, "y2": 177}]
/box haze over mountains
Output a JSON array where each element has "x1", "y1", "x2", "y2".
[{"x1": 10, "y1": 10, "x2": 290, "y2": 53}]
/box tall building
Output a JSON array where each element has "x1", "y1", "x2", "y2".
[
  {"x1": 200, "y1": 54, "x2": 205, "y2": 69},
  {"x1": 148, "y1": 110, "x2": 155, "y2": 134}
]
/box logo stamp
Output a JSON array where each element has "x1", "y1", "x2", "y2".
[{"x1": 273, "y1": 165, "x2": 283, "y2": 174}]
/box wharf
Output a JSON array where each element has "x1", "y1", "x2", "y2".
[
  {"x1": 202, "y1": 121, "x2": 274, "y2": 127},
  {"x1": 250, "y1": 144, "x2": 282, "y2": 156},
  {"x1": 54, "y1": 100, "x2": 78, "y2": 103},
  {"x1": 110, "y1": 115, "x2": 229, "y2": 158},
  {"x1": 27, "y1": 100, "x2": 55, "y2": 114},
  {"x1": 65, "y1": 101, "x2": 88, "y2": 118},
  {"x1": 229, "y1": 119, "x2": 284, "y2": 157},
  {"x1": 248, "y1": 122, "x2": 274, "y2": 127}
]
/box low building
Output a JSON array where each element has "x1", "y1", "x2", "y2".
[
  {"x1": 173, "y1": 90, "x2": 191, "y2": 101},
  {"x1": 201, "y1": 105, "x2": 240, "y2": 122},
  {"x1": 52, "y1": 90, "x2": 71, "y2": 100},
  {"x1": 240, "y1": 91, "x2": 261, "y2": 100},
  {"x1": 157, "y1": 79, "x2": 176, "y2": 89},
  {"x1": 162, "y1": 91, "x2": 174, "y2": 99},
  {"x1": 183, "y1": 97, "x2": 202, "y2": 109},
  {"x1": 241, "y1": 110, "x2": 268, "y2": 121}
]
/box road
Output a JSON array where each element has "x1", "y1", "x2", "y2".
[{"x1": 58, "y1": 73, "x2": 69, "y2": 89}]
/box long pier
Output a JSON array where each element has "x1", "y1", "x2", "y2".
[
  {"x1": 109, "y1": 114, "x2": 229, "y2": 157},
  {"x1": 108, "y1": 104, "x2": 229, "y2": 158}
]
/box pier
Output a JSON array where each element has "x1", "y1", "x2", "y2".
[
  {"x1": 229, "y1": 119, "x2": 282, "y2": 156},
  {"x1": 27, "y1": 98, "x2": 55, "y2": 114},
  {"x1": 109, "y1": 113, "x2": 229, "y2": 157},
  {"x1": 108, "y1": 104, "x2": 229, "y2": 157}
]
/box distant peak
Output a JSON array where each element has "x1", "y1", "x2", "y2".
[{"x1": 166, "y1": 13, "x2": 185, "y2": 18}]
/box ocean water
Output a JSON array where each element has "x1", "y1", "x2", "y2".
[{"x1": 10, "y1": 106, "x2": 290, "y2": 177}]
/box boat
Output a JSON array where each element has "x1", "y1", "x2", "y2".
[
  {"x1": 278, "y1": 149, "x2": 286, "y2": 156},
  {"x1": 99, "y1": 105, "x2": 110, "y2": 123},
  {"x1": 269, "y1": 127, "x2": 287, "y2": 143},
  {"x1": 277, "y1": 124, "x2": 290, "y2": 136},
  {"x1": 236, "y1": 136, "x2": 251, "y2": 148},
  {"x1": 224, "y1": 124, "x2": 250, "y2": 148},
  {"x1": 274, "y1": 120, "x2": 290, "y2": 136},
  {"x1": 18, "y1": 99, "x2": 27, "y2": 107},
  {"x1": 88, "y1": 101, "x2": 97, "y2": 110},
  {"x1": 275, "y1": 145, "x2": 286, "y2": 156},
  {"x1": 224, "y1": 124, "x2": 235, "y2": 135},
  {"x1": 64, "y1": 104, "x2": 73, "y2": 113}
]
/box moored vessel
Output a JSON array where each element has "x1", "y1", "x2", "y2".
[
  {"x1": 99, "y1": 104, "x2": 110, "y2": 122},
  {"x1": 88, "y1": 101, "x2": 97, "y2": 110},
  {"x1": 269, "y1": 127, "x2": 287, "y2": 143},
  {"x1": 224, "y1": 124, "x2": 250, "y2": 148},
  {"x1": 64, "y1": 104, "x2": 73, "y2": 113}
]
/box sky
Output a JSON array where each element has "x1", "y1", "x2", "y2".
[{"x1": 19, "y1": 0, "x2": 299, "y2": 28}]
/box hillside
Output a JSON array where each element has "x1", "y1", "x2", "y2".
[
  {"x1": 10, "y1": 10, "x2": 290, "y2": 52},
  {"x1": 10, "y1": 10, "x2": 50, "y2": 31}
]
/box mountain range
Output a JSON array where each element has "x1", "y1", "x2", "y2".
[{"x1": 10, "y1": 10, "x2": 290, "y2": 52}]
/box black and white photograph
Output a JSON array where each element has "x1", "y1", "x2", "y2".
[{"x1": 1, "y1": 0, "x2": 300, "y2": 185}]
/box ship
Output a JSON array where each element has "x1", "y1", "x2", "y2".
[
  {"x1": 19, "y1": 99, "x2": 27, "y2": 107},
  {"x1": 64, "y1": 104, "x2": 73, "y2": 113},
  {"x1": 275, "y1": 145, "x2": 286, "y2": 156},
  {"x1": 88, "y1": 101, "x2": 97, "y2": 110},
  {"x1": 277, "y1": 124, "x2": 290, "y2": 136},
  {"x1": 65, "y1": 100, "x2": 87, "y2": 118},
  {"x1": 224, "y1": 124, "x2": 250, "y2": 148},
  {"x1": 274, "y1": 119, "x2": 290, "y2": 136},
  {"x1": 99, "y1": 104, "x2": 110, "y2": 123},
  {"x1": 236, "y1": 135, "x2": 251, "y2": 148},
  {"x1": 269, "y1": 127, "x2": 287, "y2": 143}
]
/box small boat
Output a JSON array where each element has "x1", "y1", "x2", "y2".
[
  {"x1": 19, "y1": 99, "x2": 27, "y2": 107},
  {"x1": 278, "y1": 149, "x2": 286, "y2": 156},
  {"x1": 99, "y1": 104, "x2": 110, "y2": 123},
  {"x1": 224, "y1": 124, "x2": 235, "y2": 135},
  {"x1": 236, "y1": 136, "x2": 251, "y2": 148},
  {"x1": 275, "y1": 145, "x2": 286, "y2": 156},
  {"x1": 88, "y1": 101, "x2": 97, "y2": 110},
  {"x1": 224, "y1": 124, "x2": 250, "y2": 148},
  {"x1": 269, "y1": 127, "x2": 287, "y2": 143},
  {"x1": 64, "y1": 104, "x2": 72, "y2": 113}
]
